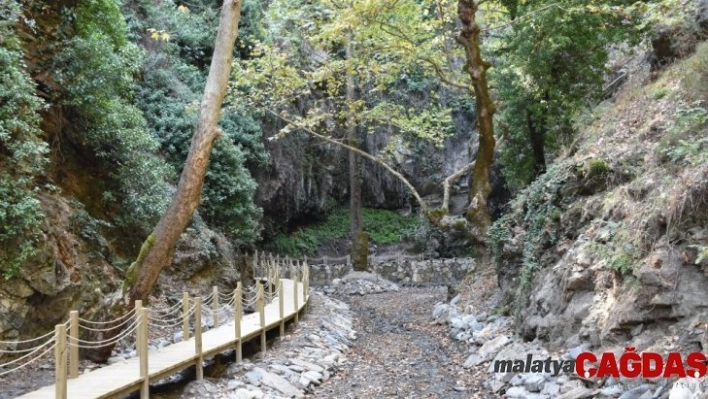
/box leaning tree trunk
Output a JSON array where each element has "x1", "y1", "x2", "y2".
[
  {"x1": 457, "y1": 0, "x2": 496, "y2": 239},
  {"x1": 126, "y1": 0, "x2": 243, "y2": 305},
  {"x1": 346, "y1": 38, "x2": 368, "y2": 272},
  {"x1": 89, "y1": 1, "x2": 244, "y2": 362}
]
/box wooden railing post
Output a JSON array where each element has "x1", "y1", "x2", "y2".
[
  {"x1": 304, "y1": 263, "x2": 309, "y2": 306},
  {"x1": 293, "y1": 272, "x2": 299, "y2": 324},
  {"x1": 323, "y1": 255, "x2": 328, "y2": 265},
  {"x1": 139, "y1": 307, "x2": 149, "y2": 398},
  {"x1": 182, "y1": 292, "x2": 190, "y2": 341},
  {"x1": 69, "y1": 310, "x2": 78, "y2": 379},
  {"x1": 135, "y1": 300, "x2": 143, "y2": 357},
  {"x1": 278, "y1": 279, "x2": 285, "y2": 336},
  {"x1": 257, "y1": 282, "x2": 266, "y2": 353},
  {"x1": 55, "y1": 323, "x2": 67, "y2": 399},
  {"x1": 234, "y1": 282, "x2": 242, "y2": 362},
  {"x1": 212, "y1": 286, "x2": 219, "y2": 328},
  {"x1": 195, "y1": 297, "x2": 203, "y2": 380}
]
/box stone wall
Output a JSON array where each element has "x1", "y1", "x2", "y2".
[{"x1": 307, "y1": 258, "x2": 475, "y2": 286}]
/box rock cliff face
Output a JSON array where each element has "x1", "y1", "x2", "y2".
[
  {"x1": 0, "y1": 194, "x2": 121, "y2": 341},
  {"x1": 254, "y1": 115, "x2": 477, "y2": 239}
]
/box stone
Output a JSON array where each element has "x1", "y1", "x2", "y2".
[
  {"x1": 479, "y1": 335, "x2": 511, "y2": 360},
  {"x1": 600, "y1": 385, "x2": 624, "y2": 397},
  {"x1": 244, "y1": 370, "x2": 262, "y2": 386},
  {"x1": 523, "y1": 374, "x2": 546, "y2": 392},
  {"x1": 668, "y1": 378, "x2": 704, "y2": 399},
  {"x1": 541, "y1": 381, "x2": 560, "y2": 396},
  {"x1": 233, "y1": 388, "x2": 263, "y2": 399},
  {"x1": 228, "y1": 380, "x2": 246, "y2": 390},
  {"x1": 451, "y1": 294, "x2": 461, "y2": 305},
  {"x1": 505, "y1": 386, "x2": 532, "y2": 398},
  {"x1": 289, "y1": 358, "x2": 324, "y2": 373},
  {"x1": 450, "y1": 317, "x2": 465, "y2": 330},
  {"x1": 302, "y1": 370, "x2": 323, "y2": 384},
  {"x1": 463, "y1": 353, "x2": 483, "y2": 368},
  {"x1": 619, "y1": 384, "x2": 651, "y2": 399},
  {"x1": 253, "y1": 367, "x2": 304, "y2": 398}
]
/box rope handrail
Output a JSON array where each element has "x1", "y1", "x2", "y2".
[
  {"x1": 0, "y1": 341, "x2": 56, "y2": 377},
  {"x1": 151, "y1": 300, "x2": 184, "y2": 315},
  {"x1": 149, "y1": 305, "x2": 194, "y2": 327},
  {"x1": 78, "y1": 308, "x2": 135, "y2": 326},
  {"x1": 78, "y1": 311, "x2": 136, "y2": 333},
  {"x1": 70, "y1": 318, "x2": 139, "y2": 348},
  {"x1": 0, "y1": 335, "x2": 55, "y2": 370},
  {"x1": 0, "y1": 327, "x2": 58, "y2": 346},
  {"x1": 148, "y1": 315, "x2": 185, "y2": 329}
]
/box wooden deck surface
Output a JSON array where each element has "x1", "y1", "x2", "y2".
[{"x1": 15, "y1": 280, "x2": 307, "y2": 399}]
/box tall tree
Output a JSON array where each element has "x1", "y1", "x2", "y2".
[
  {"x1": 346, "y1": 36, "x2": 369, "y2": 271},
  {"x1": 125, "y1": 0, "x2": 243, "y2": 304},
  {"x1": 457, "y1": 0, "x2": 496, "y2": 237}
]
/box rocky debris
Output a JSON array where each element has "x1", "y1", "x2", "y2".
[
  {"x1": 434, "y1": 289, "x2": 708, "y2": 399},
  {"x1": 175, "y1": 291, "x2": 355, "y2": 399},
  {"x1": 319, "y1": 271, "x2": 400, "y2": 296}
]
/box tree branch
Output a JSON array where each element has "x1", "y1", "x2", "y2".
[{"x1": 268, "y1": 110, "x2": 429, "y2": 214}]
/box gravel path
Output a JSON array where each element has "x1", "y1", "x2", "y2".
[{"x1": 311, "y1": 287, "x2": 492, "y2": 399}]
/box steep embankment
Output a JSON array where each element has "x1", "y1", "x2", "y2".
[{"x1": 493, "y1": 41, "x2": 708, "y2": 350}]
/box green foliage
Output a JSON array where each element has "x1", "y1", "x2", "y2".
[
  {"x1": 265, "y1": 208, "x2": 421, "y2": 257},
  {"x1": 0, "y1": 1, "x2": 48, "y2": 278},
  {"x1": 659, "y1": 102, "x2": 708, "y2": 167},
  {"x1": 494, "y1": 0, "x2": 645, "y2": 191},
  {"x1": 127, "y1": 0, "x2": 267, "y2": 244},
  {"x1": 487, "y1": 162, "x2": 575, "y2": 307},
  {"x1": 47, "y1": 0, "x2": 173, "y2": 231},
  {"x1": 586, "y1": 220, "x2": 637, "y2": 275}
]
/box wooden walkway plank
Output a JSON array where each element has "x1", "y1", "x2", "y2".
[{"x1": 14, "y1": 280, "x2": 308, "y2": 399}]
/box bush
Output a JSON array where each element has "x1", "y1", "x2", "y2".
[
  {"x1": 0, "y1": 1, "x2": 49, "y2": 278},
  {"x1": 265, "y1": 208, "x2": 421, "y2": 257}
]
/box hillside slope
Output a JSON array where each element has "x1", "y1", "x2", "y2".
[{"x1": 492, "y1": 41, "x2": 708, "y2": 352}]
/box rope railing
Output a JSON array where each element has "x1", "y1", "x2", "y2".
[
  {"x1": 70, "y1": 318, "x2": 140, "y2": 349},
  {"x1": 0, "y1": 252, "x2": 311, "y2": 399},
  {"x1": 0, "y1": 340, "x2": 56, "y2": 377},
  {"x1": 77, "y1": 312, "x2": 136, "y2": 333},
  {"x1": 77, "y1": 307, "x2": 135, "y2": 326}
]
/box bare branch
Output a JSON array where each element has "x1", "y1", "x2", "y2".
[{"x1": 268, "y1": 110, "x2": 429, "y2": 213}]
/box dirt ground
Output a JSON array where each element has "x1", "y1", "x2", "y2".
[{"x1": 310, "y1": 287, "x2": 496, "y2": 399}]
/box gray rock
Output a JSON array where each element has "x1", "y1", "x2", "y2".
[
  {"x1": 289, "y1": 358, "x2": 324, "y2": 373},
  {"x1": 600, "y1": 385, "x2": 624, "y2": 397},
  {"x1": 302, "y1": 370, "x2": 323, "y2": 384},
  {"x1": 668, "y1": 378, "x2": 704, "y2": 399},
  {"x1": 541, "y1": 381, "x2": 560, "y2": 396},
  {"x1": 244, "y1": 370, "x2": 262, "y2": 386},
  {"x1": 523, "y1": 374, "x2": 546, "y2": 392},
  {"x1": 463, "y1": 353, "x2": 483, "y2": 368},
  {"x1": 227, "y1": 379, "x2": 244, "y2": 389},
  {"x1": 479, "y1": 335, "x2": 511, "y2": 360},
  {"x1": 619, "y1": 384, "x2": 651, "y2": 399},
  {"x1": 232, "y1": 388, "x2": 263, "y2": 399},
  {"x1": 568, "y1": 343, "x2": 591, "y2": 360},
  {"x1": 253, "y1": 367, "x2": 304, "y2": 398},
  {"x1": 505, "y1": 386, "x2": 532, "y2": 398}
]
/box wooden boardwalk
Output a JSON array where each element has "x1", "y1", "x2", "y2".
[{"x1": 14, "y1": 279, "x2": 308, "y2": 399}]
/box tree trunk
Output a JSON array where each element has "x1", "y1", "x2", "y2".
[
  {"x1": 346, "y1": 39, "x2": 368, "y2": 272},
  {"x1": 526, "y1": 110, "x2": 546, "y2": 177},
  {"x1": 126, "y1": 0, "x2": 243, "y2": 304},
  {"x1": 457, "y1": 0, "x2": 496, "y2": 239}
]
